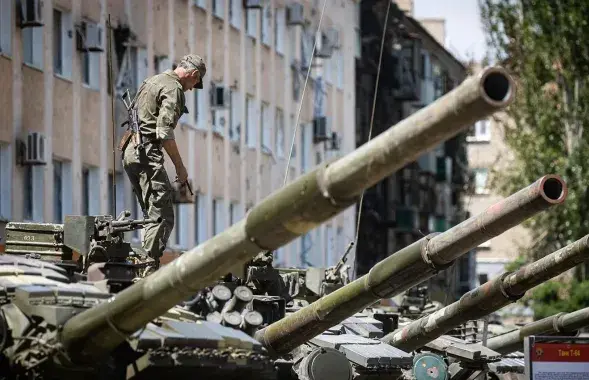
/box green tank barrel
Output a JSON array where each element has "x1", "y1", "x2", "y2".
[
  {"x1": 486, "y1": 307, "x2": 589, "y2": 354},
  {"x1": 59, "y1": 66, "x2": 515, "y2": 363},
  {"x1": 381, "y1": 234, "x2": 589, "y2": 352},
  {"x1": 254, "y1": 175, "x2": 567, "y2": 355}
]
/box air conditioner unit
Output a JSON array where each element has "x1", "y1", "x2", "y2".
[
  {"x1": 211, "y1": 84, "x2": 229, "y2": 108},
  {"x1": 243, "y1": 0, "x2": 263, "y2": 9},
  {"x1": 325, "y1": 27, "x2": 340, "y2": 49},
  {"x1": 313, "y1": 116, "x2": 329, "y2": 143},
  {"x1": 77, "y1": 22, "x2": 104, "y2": 52},
  {"x1": 18, "y1": 0, "x2": 44, "y2": 27},
  {"x1": 315, "y1": 33, "x2": 333, "y2": 58},
  {"x1": 286, "y1": 3, "x2": 304, "y2": 26},
  {"x1": 328, "y1": 132, "x2": 340, "y2": 151},
  {"x1": 22, "y1": 132, "x2": 47, "y2": 165}
]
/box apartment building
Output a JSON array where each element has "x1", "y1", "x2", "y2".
[
  {"x1": 354, "y1": 0, "x2": 476, "y2": 302},
  {"x1": 0, "y1": 0, "x2": 358, "y2": 271}
]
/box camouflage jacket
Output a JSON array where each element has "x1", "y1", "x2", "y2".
[{"x1": 134, "y1": 69, "x2": 187, "y2": 141}]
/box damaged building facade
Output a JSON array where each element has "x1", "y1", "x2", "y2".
[
  {"x1": 0, "y1": 0, "x2": 358, "y2": 267},
  {"x1": 354, "y1": 0, "x2": 476, "y2": 301}
]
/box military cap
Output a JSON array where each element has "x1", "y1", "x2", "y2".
[{"x1": 180, "y1": 54, "x2": 206, "y2": 89}]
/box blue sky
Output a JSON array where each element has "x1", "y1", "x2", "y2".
[{"x1": 413, "y1": 0, "x2": 488, "y2": 62}]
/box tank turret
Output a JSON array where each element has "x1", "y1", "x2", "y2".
[
  {"x1": 380, "y1": 234, "x2": 589, "y2": 352},
  {"x1": 486, "y1": 306, "x2": 589, "y2": 354},
  {"x1": 253, "y1": 174, "x2": 567, "y2": 356},
  {"x1": 1, "y1": 66, "x2": 516, "y2": 376}
]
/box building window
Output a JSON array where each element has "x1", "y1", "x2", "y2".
[
  {"x1": 194, "y1": 195, "x2": 207, "y2": 244},
  {"x1": 300, "y1": 29, "x2": 313, "y2": 68},
  {"x1": 0, "y1": 0, "x2": 12, "y2": 55},
  {"x1": 81, "y1": 21, "x2": 101, "y2": 90},
  {"x1": 0, "y1": 144, "x2": 11, "y2": 219},
  {"x1": 82, "y1": 166, "x2": 100, "y2": 215},
  {"x1": 53, "y1": 161, "x2": 63, "y2": 222},
  {"x1": 473, "y1": 168, "x2": 489, "y2": 195},
  {"x1": 275, "y1": 108, "x2": 284, "y2": 158},
  {"x1": 107, "y1": 171, "x2": 125, "y2": 216},
  {"x1": 53, "y1": 9, "x2": 73, "y2": 78},
  {"x1": 246, "y1": 8, "x2": 257, "y2": 38},
  {"x1": 246, "y1": 96, "x2": 256, "y2": 148},
  {"x1": 289, "y1": 26, "x2": 297, "y2": 61},
  {"x1": 23, "y1": 25, "x2": 44, "y2": 69},
  {"x1": 289, "y1": 114, "x2": 297, "y2": 162},
  {"x1": 229, "y1": 202, "x2": 241, "y2": 225},
  {"x1": 467, "y1": 120, "x2": 491, "y2": 142},
  {"x1": 230, "y1": 89, "x2": 241, "y2": 142},
  {"x1": 300, "y1": 123, "x2": 309, "y2": 172},
  {"x1": 274, "y1": 7, "x2": 285, "y2": 54},
  {"x1": 325, "y1": 54, "x2": 332, "y2": 84},
  {"x1": 23, "y1": 165, "x2": 44, "y2": 222},
  {"x1": 173, "y1": 204, "x2": 181, "y2": 246},
  {"x1": 194, "y1": 0, "x2": 206, "y2": 9},
  {"x1": 292, "y1": 66, "x2": 300, "y2": 100},
  {"x1": 336, "y1": 227, "x2": 344, "y2": 260},
  {"x1": 212, "y1": 198, "x2": 225, "y2": 235},
  {"x1": 212, "y1": 0, "x2": 224, "y2": 19},
  {"x1": 336, "y1": 51, "x2": 344, "y2": 89},
  {"x1": 301, "y1": 233, "x2": 312, "y2": 267},
  {"x1": 325, "y1": 225, "x2": 334, "y2": 267},
  {"x1": 261, "y1": 102, "x2": 271, "y2": 153},
  {"x1": 261, "y1": 5, "x2": 271, "y2": 46},
  {"x1": 230, "y1": 0, "x2": 241, "y2": 29},
  {"x1": 171, "y1": 204, "x2": 190, "y2": 249},
  {"x1": 275, "y1": 247, "x2": 285, "y2": 267}
]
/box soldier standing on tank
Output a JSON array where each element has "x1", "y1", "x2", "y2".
[{"x1": 120, "y1": 54, "x2": 206, "y2": 270}]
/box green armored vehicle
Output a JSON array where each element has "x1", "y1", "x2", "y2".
[
  {"x1": 0, "y1": 66, "x2": 518, "y2": 379},
  {"x1": 0, "y1": 212, "x2": 273, "y2": 379}
]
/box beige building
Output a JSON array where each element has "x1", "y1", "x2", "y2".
[
  {"x1": 0, "y1": 0, "x2": 359, "y2": 270},
  {"x1": 465, "y1": 89, "x2": 531, "y2": 284}
]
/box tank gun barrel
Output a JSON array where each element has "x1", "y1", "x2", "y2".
[
  {"x1": 253, "y1": 175, "x2": 567, "y2": 355},
  {"x1": 486, "y1": 307, "x2": 589, "y2": 354},
  {"x1": 58, "y1": 66, "x2": 516, "y2": 363},
  {"x1": 381, "y1": 235, "x2": 589, "y2": 352}
]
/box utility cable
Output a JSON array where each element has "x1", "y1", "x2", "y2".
[
  {"x1": 351, "y1": 0, "x2": 392, "y2": 279},
  {"x1": 283, "y1": 0, "x2": 328, "y2": 185}
]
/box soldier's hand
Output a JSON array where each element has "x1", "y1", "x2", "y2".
[{"x1": 175, "y1": 165, "x2": 188, "y2": 184}]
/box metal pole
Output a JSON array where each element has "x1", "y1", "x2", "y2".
[{"x1": 107, "y1": 14, "x2": 117, "y2": 217}]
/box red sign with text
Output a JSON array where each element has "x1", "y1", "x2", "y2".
[{"x1": 532, "y1": 343, "x2": 589, "y2": 362}]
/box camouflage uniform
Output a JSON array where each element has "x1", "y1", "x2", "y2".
[{"x1": 122, "y1": 55, "x2": 206, "y2": 264}]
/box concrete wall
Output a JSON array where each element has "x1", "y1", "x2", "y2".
[
  {"x1": 419, "y1": 18, "x2": 445, "y2": 46},
  {"x1": 0, "y1": 0, "x2": 358, "y2": 270}
]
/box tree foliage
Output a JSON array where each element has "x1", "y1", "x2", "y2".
[
  {"x1": 479, "y1": 0, "x2": 589, "y2": 267},
  {"x1": 480, "y1": 0, "x2": 589, "y2": 318}
]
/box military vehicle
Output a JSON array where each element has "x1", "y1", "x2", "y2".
[
  {"x1": 253, "y1": 173, "x2": 567, "y2": 357},
  {"x1": 380, "y1": 234, "x2": 589, "y2": 352},
  {"x1": 0, "y1": 212, "x2": 275, "y2": 379},
  {"x1": 485, "y1": 306, "x2": 589, "y2": 354},
  {"x1": 0, "y1": 66, "x2": 518, "y2": 378}
]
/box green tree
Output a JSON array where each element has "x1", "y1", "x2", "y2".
[
  {"x1": 479, "y1": 0, "x2": 589, "y2": 317},
  {"x1": 479, "y1": 0, "x2": 589, "y2": 267}
]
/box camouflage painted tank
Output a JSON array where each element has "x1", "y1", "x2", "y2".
[
  {"x1": 0, "y1": 66, "x2": 517, "y2": 379},
  {"x1": 0, "y1": 212, "x2": 274, "y2": 379}
]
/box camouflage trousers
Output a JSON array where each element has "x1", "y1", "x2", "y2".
[{"x1": 122, "y1": 141, "x2": 175, "y2": 262}]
